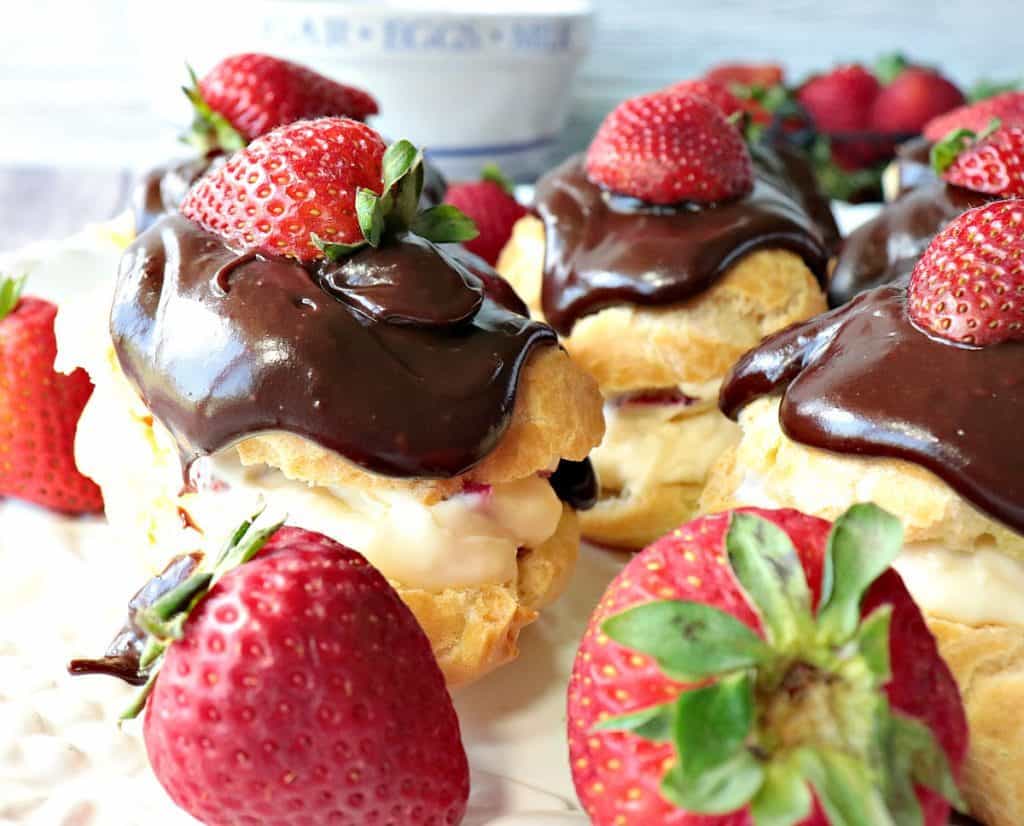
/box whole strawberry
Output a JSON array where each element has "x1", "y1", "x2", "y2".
[
  {"x1": 111, "y1": 519, "x2": 468, "y2": 826},
  {"x1": 870, "y1": 67, "x2": 965, "y2": 135},
  {"x1": 660, "y1": 79, "x2": 746, "y2": 120},
  {"x1": 568, "y1": 505, "x2": 967, "y2": 826},
  {"x1": 908, "y1": 199, "x2": 1024, "y2": 346},
  {"x1": 940, "y1": 126, "x2": 1024, "y2": 198},
  {"x1": 0, "y1": 276, "x2": 102, "y2": 514},
  {"x1": 443, "y1": 166, "x2": 527, "y2": 264},
  {"x1": 185, "y1": 53, "x2": 378, "y2": 153},
  {"x1": 704, "y1": 62, "x2": 785, "y2": 90},
  {"x1": 924, "y1": 90, "x2": 1024, "y2": 143},
  {"x1": 586, "y1": 90, "x2": 754, "y2": 205},
  {"x1": 798, "y1": 64, "x2": 886, "y2": 170},
  {"x1": 182, "y1": 118, "x2": 387, "y2": 259},
  {"x1": 798, "y1": 64, "x2": 880, "y2": 134}
]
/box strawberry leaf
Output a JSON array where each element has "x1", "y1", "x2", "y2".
[
  {"x1": 751, "y1": 758, "x2": 813, "y2": 826},
  {"x1": 661, "y1": 673, "x2": 764, "y2": 813},
  {"x1": 382, "y1": 139, "x2": 420, "y2": 193},
  {"x1": 312, "y1": 233, "x2": 367, "y2": 261},
  {"x1": 118, "y1": 512, "x2": 283, "y2": 721},
  {"x1": 411, "y1": 205, "x2": 479, "y2": 244},
  {"x1": 602, "y1": 600, "x2": 771, "y2": 681},
  {"x1": 930, "y1": 127, "x2": 978, "y2": 173},
  {"x1": 356, "y1": 189, "x2": 385, "y2": 247},
  {"x1": 854, "y1": 605, "x2": 893, "y2": 683},
  {"x1": 181, "y1": 64, "x2": 246, "y2": 155},
  {"x1": 593, "y1": 700, "x2": 675, "y2": 742},
  {"x1": 393, "y1": 160, "x2": 425, "y2": 229},
  {"x1": 875, "y1": 53, "x2": 909, "y2": 85},
  {"x1": 818, "y1": 504, "x2": 903, "y2": 644},
  {"x1": 481, "y1": 163, "x2": 515, "y2": 194},
  {"x1": 0, "y1": 273, "x2": 27, "y2": 322},
  {"x1": 888, "y1": 712, "x2": 966, "y2": 811},
  {"x1": 726, "y1": 512, "x2": 813, "y2": 650},
  {"x1": 798, "y1": 748, "x2": 895, "y2": 826}
]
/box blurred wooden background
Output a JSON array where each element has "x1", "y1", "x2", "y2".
[{"x1": 1, "y1": 0, "x2": 1022, "y2": 248}]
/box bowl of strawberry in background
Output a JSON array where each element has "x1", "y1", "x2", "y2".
[{"x1": 156, "y1": 0, "x2": 593, "y2": 181}]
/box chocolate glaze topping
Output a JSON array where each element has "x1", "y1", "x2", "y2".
[
  {"x1": 828, "y1": 182, "x2": 993, "y2": 307},
  {"x1": 534, "y1": 151, "x2": 831, "y2": 335},
  {"x1": 720, "y1": 282, "x2": 1024, "y2": 534},
  {"x1": 111, "y1": 214, "x2": 556, "y2": 479},
  {"x1": 69, "y1": 553, "x2": 202, "y2": 685}
]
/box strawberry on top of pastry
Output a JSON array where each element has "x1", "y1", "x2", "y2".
[{"x1": 498, "y1": 86, "x2": 834, "y2": 550}]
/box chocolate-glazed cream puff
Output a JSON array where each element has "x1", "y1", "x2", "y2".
[
  {"x1": 703, "y1": 200, "x2": 1024, "y2": 825},
  {"x1": 498, "y1": 89, "x2": 832, "y2": 550},
  {"x1": 58, "y1": 121, "x2": 604, "y2": 686}
]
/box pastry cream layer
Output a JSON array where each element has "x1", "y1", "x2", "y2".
[{"x1": 701, "y1": 395, "x2": 1024, "y2": 626}]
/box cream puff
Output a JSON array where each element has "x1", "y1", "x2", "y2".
[
  {"x1": 498, "y1": 88, "x2": 832, "y2": 550},
  {"x1": 58, "y1": 118, "x2": 604, "y2": 687},
  {"x1": 703, "y1": 200, "x2": 1024, "y2": 825}
]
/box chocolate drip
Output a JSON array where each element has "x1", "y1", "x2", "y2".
[
  {"x1": 111, "y1": 215, "x2": 556, "y2": 479},
  {"x1": 534, "y1": 153, "x2": 830, "y2": 335},
  {"x1": 549, "y1": 458, "x2": 598, "y2": 511},
  {"x1": 720, "y1": 282, "x2": 1024, "y2": 534},
  {"x1": 69, "y1": 553, "x2": 202, "y2": 685},
  {"x1": 828, "y1": 182, "x2": 992, "y2": 307}
]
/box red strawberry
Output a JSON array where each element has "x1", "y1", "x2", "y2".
[
  {"x1": 798, "y1": 65, "x2": 880, "y2": 134},
  {"x1": 871, "y1": 67, "x2": 965, "y2": 134},
  {"x1": 586, "y1": 90, "x2": 754, "y2": 205},
  {"x1": 704, "y1": 62, "x2": 785, "y2": 89},
  {"x1": 569, "y1": 506, "x2": 967, "y2": 826},
  {"x1": 942, "y1": 126, "x2": 1024, "y2": 197},
  {"x1": 798, "y1": 65, "x2": 886, "y2": 170},
  {"x1": 0, "y1": 276, "x2": 102, "y2": 514},
  {"x1": 182, "y1": 118, "x2": 386, "y2": 260},
  {"x1": 186, "y1": 53, "x2": 378, "y2": 152},
  {"x1": 908, "y1": 199, "x2": 1024, "y2": 346},
  {"x1": 127, "y1": 521, "x2": 469, "y2": 826},
  {"x1": 443, "y1": 166, "x2": 527, "y2": 264},
  {"x1": 661, "y1": 79, "x2": 746, "y2": 120},
  {"x1": 924, "y1": 90, "x2": 1024, "y2": 143}
]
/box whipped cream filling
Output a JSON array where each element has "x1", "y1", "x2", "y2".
[
  {"x1": 731, "y1": 468, "x2": 1024, "y2": 627},
  {"x1": 186, "y1": 452, "x2": 563, "y2": 593},
  {"x1": 593, "y1": 385, "x2": 739, "y2": 492}
]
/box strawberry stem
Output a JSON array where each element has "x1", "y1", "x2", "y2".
[
  {"x1": 0, "y1": 274, "x2": 27, "y2": 322},
  {"x1": 597, "y1": 504, "x2": 964, "y2": 825},
  {"x1": 117, "y1": 511, "x2": 284, "y2": 721},
  {"x1": 181, "y1": 63, "x2": 246, "y2": 155},
  {"x1": 316, "y1": 139, "x2": 478, "y2": 262}
]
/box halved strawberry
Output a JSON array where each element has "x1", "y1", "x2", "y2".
[{"x1": 569, "y1": 505, "x2": 966, "y2": 826}]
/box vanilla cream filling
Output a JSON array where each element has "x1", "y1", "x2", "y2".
[
  {"x1": 185, "y1": 453, "x2": 563, "y2": 592},
  {"x1": 730, "y1": 467, "x2": 1024, "y2": 627},
  {"x1": 593, "y1": 388, "x2": 739, "y2": 493}
]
